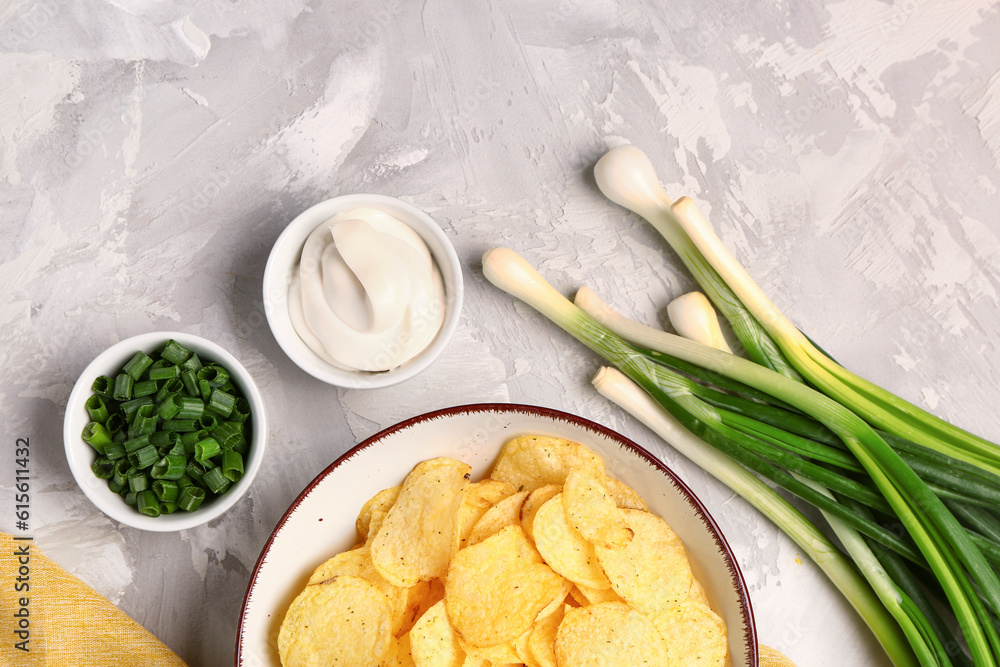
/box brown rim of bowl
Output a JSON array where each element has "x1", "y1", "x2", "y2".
[{"x1": 234, "y1": 402, "x2": 759, "y2": 666}]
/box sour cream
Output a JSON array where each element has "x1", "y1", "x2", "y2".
[{"x1": 287, "y1": 207, "x2": 446, "y2": 372}]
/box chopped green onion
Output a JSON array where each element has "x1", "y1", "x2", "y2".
[
  {"x1": 150, "y1": 455, "x2": 188, "y2": 480},
  {"x1": 152, "y1": 479, "x2": 179, "y2": 502},
  {"x1": 194, "y1": 437, "x2": 221, "y2": 463},
  {"x1": 129, "y1": 444, "x2": 159, "y2": 470},
  {"x1": 156, "y1": 394, "x2": 182, "y2": 421},
  {"x1": 128, "y1": 471, "x2": 150, "y2": 493},
  {"x1": 177, "y1": 486, "x2": 205, "y2": 512},
  {"x1": 180, "y1": 352, "x2": 202, "y2": 373},
  {"x1": 197, "y1": 364, "x2": 229, "y2": 387},
  {"x1": 180, "y1": 370, "x2": 198, "y2": 396},
  {"x1": 207, "y1": 388, "x2": 236, "y2": 417},
  {"x1": 162, "y1": 419, "x2": 199, "y2": 432},
  {"x1": 91, "y1": 375, "x2": 113, "y2": 397},
  {"x1": 83, "y1": 339, "x2": 253, "y2": 518},
  {"x1": 81, "y1": 422, "x2": 112, "y2": 454},
  {"x1": 129, "y1": 403, "x2": 158, "y2": 438},
  {"x1": 201, "y1": 466, "x2": 229, "y2": 494},
  {"x1": 221, "y1": 450, "x2": 244, "y2": 483},
  {"x1": 230, "y1": 397, "x2": 250, "y2": 424},
  {"x1": 155, "y1": 377, "x2": 183, "y2": 403},
  {"x1": 198, "y1": 413, "x2": 218, "y2": 432},
  {"x1": 91, "y1": 457, "x2": 115, "y2": 480},
  {"x1": 120, "y1": 396, "x2": 153, "y2": 422},
  {"x1": 113, "y1": 460, "x2": 132, "y2": 486},
  {"x1": 104, "y1": 440, "x2": 127, "y2": 461},
  {"x1": 112, "y1": 373, "x2": 133, "y2": 402},
  {"x1": 123, "y1": 434, "x2": 150, "y2": 454},
  {"x1": 123, "y1": 351, "x2": 153, "y2": 380},
  {"x1": 136, "y1": 490, "x2": 160, "y2": 517},
  {"x1": 147, "y1": 364, "x2": 179, "y2": 381},
  {"x1": 211, "y1": 422, "x2": 244, "y2": 450},
  {"x1": 132, "y1": 379, "x2": 158, "y2": 398},
  {"x1": 148, "y1": 430, "x2": 178, "y2": 449},
  {"x1": 175, "y1": 396, "x2": 205, "y2": 420},
  {"x1": 85, "y1": 395, "x2": 110, "y2": 422},
  {"x1": 160, "y1": 339, "x2": 192, "y2": 365}
]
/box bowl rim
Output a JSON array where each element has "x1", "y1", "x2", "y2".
[
  {"x1": 262, "y1": 193, "x2": 465, "y2": 389},
  {"x1": 63, "y1": 331, "x2": 268, "y2": 532},
  {"x1": 234, "y1": 402, "x2": 758, "y2": 666}
]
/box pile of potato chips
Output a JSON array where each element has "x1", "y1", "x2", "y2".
[{"x1": 278, "y1": 435, "x2": 729, "y2": 666}]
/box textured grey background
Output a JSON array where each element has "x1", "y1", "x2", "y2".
[{"x1": 3, "y1": 0, "x2": 999, "y2": 665}]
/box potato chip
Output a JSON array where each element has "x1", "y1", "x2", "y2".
[
  {"x1": 572, "y1": 583, "x2": 624, "y2": 605},
  {"x1": 531, "y1": 493, "x2": 611, "y2": 590},
  {"x1": 555, "y1": 601, "x2": 669, "y2": 666},
  {"x1": 457, "y1": 635, "x2": 521, "y2": 665},
  {"x1": 595, "y1": 508, "x2": 693, "y2": 613},
  {"x1": 489, "y1": 436, "x2": 603, "y2": 492},
  {"x1": 409, "y1": 599, "x2": 464, "y2": 667},
  {"x1": 563, "y1": 465, "x2": 633, "y2": 549},
  {"x1": 399, "y1": 578, "x2": 444, "y2": 636},
  {"x1": 651, "y1": 599, "x2": 728, "y2": 666},
  {"x1": 278, "y1": 574, "x2": 392, "y2": 667},
  {"x1": 356, "y1": 485, "x2": 401, "y2": 542},
  {"x1": 526, "y1": 603, "x2": 565, "y2": 667},
  {"x1": 371, "y1": 458, "x2": 471, "y2": 587},
  {"x1": 605, "y1": 476, "x2": 648, "y2": 511},
  {"x1": 306, "y1": 545, "x2": 409, "y2": 634},
  {"x1": 458, "y1": 479, "x2": 517, "y2": 546},
  {"x1": 466, "y1": 489, "x2": 529, "y2": 546},
  {"x1": 385, "y1": 632, "x2": 416, "y2": 667},
  {"x1": 518, "y1": 483, "x2": 561, "y2": 540},
  {"x1": 444, "y1": 525, "x2": 565, "y2": 647}
]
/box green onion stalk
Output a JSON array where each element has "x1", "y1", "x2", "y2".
[{"x1": 482, "y1": 244, "x2": 1000, "y2": 666}]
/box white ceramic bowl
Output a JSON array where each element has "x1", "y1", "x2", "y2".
[
  {"x1": 235, "y1": 404, "x2": 757, "y2": 667},
  {"x1": 262, "y1": 194, "x2": 464, "y2": 389},
  {"x1": 63, "y1": 331, "x2": 268, "y2": 532}
]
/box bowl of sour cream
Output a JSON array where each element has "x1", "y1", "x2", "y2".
[{"x1": 263, "y1": 194, "x2": 464, "y2": 388}]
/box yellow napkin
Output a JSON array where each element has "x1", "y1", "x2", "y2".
[
  {"x1": 0, "y1": 533, "x2": 187, "y2": 667},
  {"x1": 760, "y1": 644, "x2": 798, "y2": 666}
]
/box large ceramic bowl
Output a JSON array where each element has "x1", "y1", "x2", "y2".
[
  {"x1": 235, "y1": 404, "x2": 757, "y2": 666},
  {"x1": 63, "y1": 331, "x2": 268, "y2": 532},
  {"x1": 262, "y1": 194, "x2": 464, "y2": 389}
]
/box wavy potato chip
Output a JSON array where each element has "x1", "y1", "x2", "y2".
[
  {"x1": 651, "y1": 599, "x2": 729, "y2": 666},
  {"x1": 385, "y1": 632, "x2": 416, "y2": 667},
  {"x1": 555, "y1": 601, "x2": 669, "y2": 666},
  {"x1": 563, "y1": 465, "x2": 633, "y2": 549},
  {"x1": 278, "y1": 574, "x2": 393, "y2": 667},
  {"x1": 526, "y1": 603, "x2": 566, "y2": 667},
  {"x1": 458, "y1": 479, "x2": 517, "y2": 547},
  {"x1": 466, "y1": 489, "x2": 529, "y2": 546},
  {"x1": 356, "y1": 485, "x2": 401, "y2": 542},
  {"x1": 306, "y1": 545, "x2": 410, "y2": 634},
  {"x1": 518, "y1": 483, "x2": 561, "y2": 540},
  {"x1": 445, "y1": 525, "x2": 565, "y2": 648},
  {"x1": 489, "y1": 436, "x2": 603, "y2": 492},
  {"x1": 595, "y1": 508, "x2": 693, "y2": 614},
  {"x1": 605, "y1": 476, "x2": 648, "y2": 511},
  {"x1": 457, "y1": 634, "x2": 522, "y2": 665},
  {"x1": 531, "y1": 493, "x2": 611, "y2": 590},
  {"x1": 371, "y1": 458, "x2": 471, "y2": 587},
  {"x1": 409, "y1": 599, "x2": 464, "y2": 667}
]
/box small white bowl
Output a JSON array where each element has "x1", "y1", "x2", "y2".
[
  {"x1": 63, "y1": 331, "x2": 268, "y2": 532},
  {"x1": 262, "y1": 194, "x2": 464, "y2": 389}
]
